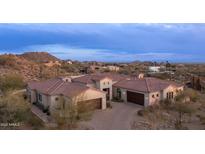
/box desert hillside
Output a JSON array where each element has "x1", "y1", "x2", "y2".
[
  {"x1": 20, "y1": 51, "x2": 60, "y2": 63},
  {"x1": 0, "y1": 52, "x2": 65, "y2": 82}
]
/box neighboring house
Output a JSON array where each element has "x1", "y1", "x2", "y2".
[
  {"x1": 191, "y1": 75, "x2": 205, "y2": 92},
  {"x1": 44, "y1": 60, "x2": 61, "y2": 67},
  {"x1": 148, "y1": 66, "x2": 162, "y2": 72},
  {"x1": 113, "y1": 77, "x2": 183, "y2": 106},
  {"x1": 27, "y1": 77, "x2": 106, "y2": 115},
  {"x1": 104, "y1": 65, "x2": 120, "y2": 72}
]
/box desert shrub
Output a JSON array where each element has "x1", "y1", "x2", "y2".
[
  {"x1": 170, "y1": 101, "x2": 195, "y2": 129},
  {"x1": 0, "y1": 92, "x2": 43, "y2": 129},
  {"x1": 112, "y1": 97, "x2": 123, "y2": 102},
  {"x1": 0, "y1": 73, "x2": 25, "y2": 92},
  {"x1": 106, "y1": 101, "x2": 112, "y2": 108},
  {"x1": 160, "y1": 99, "x2": 172, "y2": 107},
  {"x1": 137, "y1": 109, "x2": 146, "y2": 116},
  {"x1": 0, "y1": 55, "x2": 15, "y2": 66},
  {"x1": 183, "y1": 88, "x2": 199, "y2": 102}
]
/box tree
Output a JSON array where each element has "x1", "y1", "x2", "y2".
[
  {"x1": 52, "y1": 93, "x2": 92, "y2": 129},
  {"x1": 171, "y1": 102, "x2": 195, "y2": 129}
]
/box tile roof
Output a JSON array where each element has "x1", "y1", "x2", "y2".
[
  {"x1": 113, "y1": 77, "x2": 183, "y2": 93},
  {"x1": 28, "y1": 78, "x2": 90, "y2": 97}
]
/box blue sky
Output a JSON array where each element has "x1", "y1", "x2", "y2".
[{"x1": 0, "y1": 23, "x2": 205, "y2": 62}]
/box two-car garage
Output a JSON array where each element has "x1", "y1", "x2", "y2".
[{"x1": 127, "y1": 91, "x2": 145, "y2": 106}]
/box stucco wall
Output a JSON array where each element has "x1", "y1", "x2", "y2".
[
  {"x1": 113, "y1": 85, "x2": 184, "y2": 106},
  {"x1": 73, "y1": 89, "x2": 106, "y2": 109},
  {"x1": 148, "y1": 91, "x2": 161, "y2": 105},
  {"x1": 163, "y1": 85, "x2": 184, "y2": 99},
  {"x1": 27, "y1": 88, "x2": 36, "y2": 103},
  {"x1": 99, "y1": 78, "x2": 113, "y2": 100}
]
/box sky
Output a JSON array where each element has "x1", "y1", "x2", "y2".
[{"x1": 0, "y1": 23, "x2": 205, "y2": 62}]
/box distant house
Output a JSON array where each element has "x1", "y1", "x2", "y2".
[
  {"x1": 44, "y1": 60, "x2": 61, "y2": 67},
  {"x1": 149, "y1": 66, "x2": 161, "y2": 72},
  {"x1": 106, "y1": 65, "x2": 120, "y2": 72},
  {"x1": 27, "y1": 77, "x2": 106, "y2": 116}
]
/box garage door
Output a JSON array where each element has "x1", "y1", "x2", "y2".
[
  {"x1": 127, "y1": 91, "x2": 144, "y2": 105},
  {"x1": 78, "y1": 98, "x2": 102, "y2": 111}
]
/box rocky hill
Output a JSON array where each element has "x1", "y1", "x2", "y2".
[
  {"x1": 0, "y1": 52, "x2": 65, "y2": 82},
  {"x1": 19, "y1": 52, "x2": 60, "y2": 63}
]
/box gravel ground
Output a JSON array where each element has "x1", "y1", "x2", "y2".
[{"x1": 79, "y1": 102, "x2": 143, "y2": 130}]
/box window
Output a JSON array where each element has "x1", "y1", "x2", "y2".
[
  {"x1": 108, "y1": 81, "x2": 109, "y2": 85},
  {"x1": 38, "y1": 93, "x2": 42, "y2": 101},
  {"x1": 117, "y1": 88, "x2": 121, "y2": 99},
  {"x1": 152, "y1": 94, "x2": 155, "y2": 98},
  {"x1": 156, "y1": 94, "x2": 159, "y2": 97},
  {"x1": 55, "y1": 97, "x2": 59, "y2": 101},
  {"x1": 167, "y1": 92, "x2": 174, "y2": 99}
]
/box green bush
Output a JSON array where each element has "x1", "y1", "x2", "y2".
[
  {"x1": 0, "y1": 73, "x2": 25, "y2": 92},
  {"x1": 0, "y1": 92, "x2": 43, "y2": 129},
  {"x1": 184, "y1": 89, "x2": 199, "y2": 102}
]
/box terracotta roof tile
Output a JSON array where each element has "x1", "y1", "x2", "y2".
[
  {"x1": 113, "y1": 77, "x2": 183, "y2": 93},
  {"x1": 28, "y1": 78, "x2": 90, "y2": 97}
]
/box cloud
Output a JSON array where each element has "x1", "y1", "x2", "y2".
[
  {"x1": 0, "y1": 24, "x2": 205, "y2": 62},
  {"x1": 0, "y1": 44, "x2": 195, "y2": 62}
]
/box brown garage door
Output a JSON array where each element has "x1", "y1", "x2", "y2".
[
  {"x1": 127, "y1": 91, "x2": 144, "y2": 105},
  {"x1": 78, "y1": 98, "x2": 102, "y2": 111}
]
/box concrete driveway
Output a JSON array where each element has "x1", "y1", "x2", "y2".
[{"x1": 79, "y1": 102, "x2": 143, "y2": 130}]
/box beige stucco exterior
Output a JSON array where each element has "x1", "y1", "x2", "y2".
[
  {"x1": 75, "y1": 77, "x2": 113, "y2": 100},
  {"x1": 27, "y1": 87, "x2": 106, "y2": 115},
  {"x1": 113, "y1": 85, "x2": 184, "y2": 106}
]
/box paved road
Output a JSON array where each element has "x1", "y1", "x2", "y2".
[{"x1": 79, "y1": 102, "x2": 142, "y2": 130}]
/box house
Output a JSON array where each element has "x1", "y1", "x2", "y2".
[
  {"x1": 27, "y1": 72, "x2": 184, "y2": 117},
  {"x1": 44, "y1": 60, "x2": 61, "y2": 67},
  {"x1": 27, "y1": 77, "x2": 106, "y2": 115},
  {"x1": 105, "y1": 65, "x2": 120, "y2": 72},
  {"x1": 113, "y1": 77, "x2": 183, "y2": 106},
  {"x1": 148, "y1": 66, "x2": 162, "y2": 72}
]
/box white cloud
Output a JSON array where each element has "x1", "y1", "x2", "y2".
[{"x1": 2, "y1": 44, "x2": 190, "y2": 62}]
